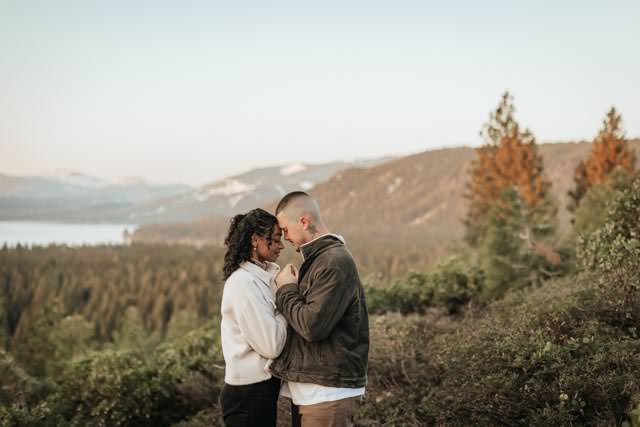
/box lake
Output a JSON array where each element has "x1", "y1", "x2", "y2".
[{"x1": 0, "y1": 221, "x2": 136, "y2": 246}]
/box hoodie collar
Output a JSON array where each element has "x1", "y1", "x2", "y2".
[
  {"x1": 239, "y1": 260, "x2": 280, "y2": 286},
  {"x1": 300, "y1": 233, "x2": 345, "y2": 262}
]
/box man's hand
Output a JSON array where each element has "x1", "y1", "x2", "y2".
[{"x1": 275, "y1": 264, "x2": 299, "y2": 288}]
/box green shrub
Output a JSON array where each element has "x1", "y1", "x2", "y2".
[
  {"x1": 360, "y1": 312, "x2": 451, "y2": 426},
  {"x1": 152, "y1": 324, "x2": 223, "y2": 415},
  {"x1": 430, "y1": 256, "x2": 483, "y2": 314},
  {"x1": 3, "y1": 323, "x2": 225, "y2": 427},
  {"x1": 0, "y1": 350, "x2": 50, "y2": 407},
  {"x1": 573, "y1": 169, "x2": 635, "y2": 236},
  {"x1": 0, "y1": 401, "x2": 66, "y2": 427},
  {"x1": 577, "y1": 172, "x2": 640, "y2": 326},
  {"x1": 366, "y1": 256, "x2": 483, "y2": 315},
  {"x1": 361, "y1": 274, "x2": 640, "y2": 426},
  {"x1": 51, "y1": 349, "x2": 175, "y2": 426}
]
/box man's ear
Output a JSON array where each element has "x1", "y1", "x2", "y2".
[{"x1": 299, "y1": 215, "x2": 310, "y2": 230}]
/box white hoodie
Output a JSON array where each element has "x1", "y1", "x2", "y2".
[{"x1": 220, "y1": 260, "x2": 288, "y2": 385}]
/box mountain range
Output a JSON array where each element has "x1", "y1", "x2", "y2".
[
  {"x1": 133, "y1": 139, "x2": 640, "y2": 250},
  {"x1": 0, "y1": 158, "x2": 388, "y2": 224},
  {"x1": 0, "y1": 172, "x2": 192, "y2": 223}
]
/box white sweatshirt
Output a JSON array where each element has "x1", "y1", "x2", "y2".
[{"x1": 220, "y1": 260, "x2": 288, "y2": 385}]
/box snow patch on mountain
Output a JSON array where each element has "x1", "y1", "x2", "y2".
[
  {"x1": 207, "y1": 179, "x2": 255, "y2": 196},
  {"x1": 280, "y1": 163, "x2": 307, "y2": 176}
]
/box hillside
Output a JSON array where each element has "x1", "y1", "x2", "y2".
[
  {"x1": 121, "y1": 158, "x2": 389, "y2": 224},
  {"x1": 311, "y1": 139, "x2": 640, "y2": 237},
  {"x1": 132, "y1": 139, "x2": 640, "y2": 278}
]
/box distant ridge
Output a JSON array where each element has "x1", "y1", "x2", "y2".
[
  {"x1": 0, "y1": 158, "x2": 389, "y2": 224},
  {"x1": 134, "y1": 139, "x2": 640, "y2": 247}
]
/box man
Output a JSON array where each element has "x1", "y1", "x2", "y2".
[{"x1": 271, "y1": 191, "x2": 369, "y2": 427}]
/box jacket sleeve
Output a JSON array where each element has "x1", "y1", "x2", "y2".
[
  {"x1": 235, "y1": 283, "x2": 288, "y2": 359},
  {"x1": 276, "y1": 260, "x2": 354, "y2": 342}
]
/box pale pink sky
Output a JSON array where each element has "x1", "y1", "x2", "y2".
[{"x1": 2, "y1": 0, "x2": 639, "y2": 186}]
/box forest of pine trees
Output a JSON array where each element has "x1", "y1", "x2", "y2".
[{"x1": 0, "y1": 244, "x2": 225, "y2": 379}]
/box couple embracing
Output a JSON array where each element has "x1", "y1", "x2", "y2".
[{"x1": 219, "y1": 191, "x2": 370, "y2": 427}]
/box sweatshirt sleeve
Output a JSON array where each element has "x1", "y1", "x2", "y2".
[
  {"x1": 234, "y1": 282, "x2": 288, "y2": 359},
  {"x1": 276, "y1": 259, "x2": 354, "y2": 342}
]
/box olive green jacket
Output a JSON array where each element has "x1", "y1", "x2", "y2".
[{"x1": 271, "y1": 234, "x2": 369, "y2": 388}]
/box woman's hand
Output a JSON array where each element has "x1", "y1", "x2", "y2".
[{"x1": 275, "y1": 263, "x2": 298, "y2": 288}]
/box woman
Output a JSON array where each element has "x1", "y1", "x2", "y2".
[{"x1": 219, "y1": 208, "x2": 288, "y2": 427}]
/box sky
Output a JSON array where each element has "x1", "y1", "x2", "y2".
[{"x1": 1, "y1": 0, "x2": 639, "y2": 186}]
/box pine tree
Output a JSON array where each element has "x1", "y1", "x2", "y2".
[
  {"x1": 112, "y1": 306, "x2": 147, "y2": 351},
  {"x1": 465, "y1": 92, "x2": 555, "y2": 246},
  {"x1": 480, "y1": 188, "x2": 525, "y2": 301},
  {"x1": 568, "y1": 107, "x2": 636, "y2": 212},
  {"x1": 568, "y1": 160, "x2": 589, "y2": 214},
  {"x1": 0, "y1": 294, "x2": 8, "y2": 351}
]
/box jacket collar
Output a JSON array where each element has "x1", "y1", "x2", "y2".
[
  {"x1": 299, "y1": 233, "x2": 345, "y2": 263},
  {"x1": 239, "y1": 260, "x2": 280, "y2": 286}
]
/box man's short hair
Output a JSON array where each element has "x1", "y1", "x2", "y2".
[{"x1": 275, "y1": 191, "x2": 313, "y2": 216}]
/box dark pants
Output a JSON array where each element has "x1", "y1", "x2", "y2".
[{"x1": 219, "y1": 376, "x2": 281, "y2": 427}]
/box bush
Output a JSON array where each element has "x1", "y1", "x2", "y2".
[
  {"x1": 0, "y1": 324, "x2": 225, "y2": 427},
  {"x1": 0, "y1": 350, "x2": 50, "y2": 407},
  {"x1": 360, "y1": 312, "x2": 452, "y2": 426},
  {"x1": 577, "y1": 172, "x2": 640, "y2": 325},
  {"x1": 430, "y1": 256, "x2": 483, "y2": 314},
  {"x1": 51, "y1": 349, "x2": 175, "y2": 426},
  {"x1": 0, "y1": 400, "x2": 66, "y2": 427},
  {"x1": 423, "y1": 276, "x2": 640, "y2": 426},
  {"x1": 573, "y1": 169, "x2": 635, "y2": 236},
  {"x1": 360, "y1": 274, "x2": 640, "y2": 426},
  {"x1": 365, "y1": 271, "x2": 433, "y2": 315},
  {"x1": 365, "y1": 256, "x2": 483, "y2": 315}
]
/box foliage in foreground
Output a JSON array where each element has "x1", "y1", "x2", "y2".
[
  {"x1": 2, "y1": 174, "x2": 639, "y2": 426},
  {"x1": 361, "y1": 174, "x2": 640, "y2": 426},
  {"x1": 1, "y1": 326, "x2": 224, "y2": 427}
]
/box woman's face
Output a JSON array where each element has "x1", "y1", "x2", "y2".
[{"x1": 254, "y1": 224, "x2": 285, "y2": 263}]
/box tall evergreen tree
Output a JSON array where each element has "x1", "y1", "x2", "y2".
[
  {"x1": 465, "y1": 92, "x2": 555, "y2": 246},
  {"x1": 480, "y1": 188, "x2": 526, "y2": 301},
  {"x1": 0, "y1": 294, "x2": 8, "y2": 351},
  {"x1": 568, "y1": 107, "x2": 636, "y2": 213}
]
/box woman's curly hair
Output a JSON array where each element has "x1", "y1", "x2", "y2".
[{"x1": 223, "y1": 208, "x2": 278, "y2": 280}]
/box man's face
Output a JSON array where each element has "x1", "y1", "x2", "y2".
[{"x1": 277, "y1": 212, "x2": 307, "y2": 249}]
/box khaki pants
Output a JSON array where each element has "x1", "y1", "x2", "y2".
[{"x1": 291, "y1": 396, "x2": 361, "y2": 427}]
